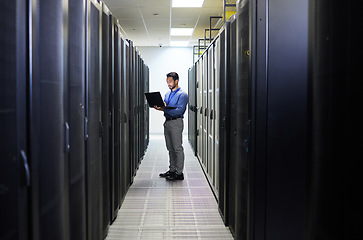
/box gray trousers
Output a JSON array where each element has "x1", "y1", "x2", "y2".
[{"x1": 163, "y1": 118, "x2": 184, "y2": 174}]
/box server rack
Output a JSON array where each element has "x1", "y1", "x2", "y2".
[
  {"x1": 218, "y1": 24, "x2": 227, "y2": 225},
  {"x1": 86, "y1": 0, "x2": 103, "y2": 239},
  {"x1": 128, "y1": 41, "x2": 136, "y2": 182},
  {"x1": 144, "y1": 65, "x2": 150, "y2": 151},
  {"x1": 121, "y1": 38, "x2": 130, "y2": 197},
  {"x1": 234, "y1": 0, "x2": 250, "y2": 238},
  {"x1": 251, "y1": 0, "x2": 309, "y2": 239},
  {"x1": 101, "y1": 4, "x2": 112, "y2": 236},
  {"x1": 202, "y1": 53, "x2": 208, "y2": 172},
  {"x1": 124, "y1": 40, "x2": 132, "y2": 186},
  {"x1": 188, "y1": 66, "x2": 197, "y2": 153},
  {"x1": 226, "y1": 15, "x2": 237, "y2": 235},
  {"x1": 0, "y1": 1, "x2": 29, "y2": 239},
  {"x1": 190, "y1": 0, "x2": 310, "y2": 239},
  {"x1": 111, "y1": 19, "x2": 121, "y2": 222},
  {"x1": 196, "y1": 59, "x2": 203, "y2": 162},
  {"x1": 306, "y1": 0, "x2": 362, "y2": 239},
  {"x1": 29, "y1": 0, "x2": 69, "y2": 239},
  {"x1": 1, "y1": 1, "x2": 149, "y2": 239},
  {"x1": 207, "y1": 43, "x2": 214, "y2": 186},
  {"x1": 67, "y1": 0, "x2": 87, "y2": 239}
]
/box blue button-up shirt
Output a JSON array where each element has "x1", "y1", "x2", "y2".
[{"x1": 164, "y1": 88, "x2": 188, "y2": 118}]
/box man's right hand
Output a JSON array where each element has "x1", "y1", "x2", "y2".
[{"x1": 154, "y1": 105, "x2": 164, "y2": 111}]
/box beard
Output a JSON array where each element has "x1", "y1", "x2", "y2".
[{"x1": 169, "y1": 84, "x2": 177, "y2": 90}]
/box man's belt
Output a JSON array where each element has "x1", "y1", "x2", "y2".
[{"x1": 165, "y1": 116, "x2": 182, "y2": 121}]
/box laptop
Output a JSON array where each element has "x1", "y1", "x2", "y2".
[{"x1": 144, "y1": 92, "x2": 176, "y2": 109}]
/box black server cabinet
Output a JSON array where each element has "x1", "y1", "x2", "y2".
[
  {"x1": 188, "y1": 65, "x2": 197, "y2": 154},
  {"x1": 112, "y1": 20, "x2": 122, "y2": 222},
  {"x1": 264, "y1": 0, "x2": 308, "y2": 239},
  {"x1": 67, "y1": 0, "x2": 87, "y2": 239},
  {"x1": 0, "y1": 1, "x2": 29, "y2": 239},
  {"x1": 121, "y1": 38, "x2": 130, "y2": 198},
  {"x1": 250, "y1": 0, "x2": 309, "y2": 239},
  {"x1": 137, "y1": 57, "x2": 142, "y2": 163},
  {"x1": 135, "y1": 53, "x2": 140, "y2": 167},
  {"x1": 86, "y1": 0, "x2": 103, "y2": 239},
  {"x1": 101, "y1": 5, "x2": 112, "y2": 237},
  {"x1": 124, "y1": 41, "x2": 132, "y2": 186},
  {"x1": 29, "y1": 0, "x2": 69, "y2": 239},
  {"x1": 306, "y1": 0, "x2": 362, "y2": 239},
  {"x1": 235, "y1": 0, "x2": 251, "y2": 239},
  {"x1": 218, "y1": 25, "x2": 227, "y2": 225},
  {"x1": 226, "y1": 15, "x2": 237, "y2": 235},
  {"x1": 129, "y1": 41, "x2": 137, "y2": 181},
  {"x1": 128, "y1": 41, "x2": 134, "y2": 182},
  {"x1": 144, "y1": 65, "x2": 150, "y2": 150}
]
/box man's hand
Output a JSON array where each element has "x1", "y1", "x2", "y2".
[{"x1": 154, "y1": 105, "x2": 164, "y2": 111}]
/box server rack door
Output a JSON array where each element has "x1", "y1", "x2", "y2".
[
  {"x1": 128, "y1": 41, "x2": 135, "y2": 182},
  {"x1": 111, "y1": 20, "x2": 121, "y2": 222},
  {"x1": 218, "y1": 26, "x2": 228, "y2": 224},
  {"x1": 196, "y1": 60, "x2": 203, "y2": 160},
  {"x1": 124, "y1": 41, "x2": 132, "y2": 187},
  {"x1": 120, "y1": 38, "x2": 129, "y2": 199},
  {"x1": 0, "y1": 1, "x2": 28, "y2": 239},
  {"x1": 135, "y1": 53, "x2": 140, "y2": 167},
  {"x1": 29, "y1": 0, "x2": 69, "y2": 239},
  {"x1": 145, "y1": 66, "x2": 150, "y2": 148},
  {"x1": 207, "y1": 45, "x2": 215, "y2": 186},
  {"x1": 306, "y1": 1, "x2": 362, "y2": 239},
  {"x1": 189, "y1": 66, "x2": 195, "y2": 152},
  {"x1": 136, "y1": 53, "x2": 140, "y2": 165},
  {"x1": 202, "y1": 54, "x2": 208, "y2": 169},
  {"x1": 143, "y1": 63, "x2": 147, "y2": 154},
  {"x1": 101, "y1": 5, "x2": 112, "y2": 236},
  {"x1": 68, "y1": 0, "x2": 87, "y2": 239},
  {"x1": 262, "y1": 0, "x2": 308, "y2": 239},
  {"x1": 86, "y1": 0, "x2": 103, "y2": 239},
  {"x1": 143, "y1": 64, "x2": 149, "y2": 152},
  {"x1": 139, "y1": 61, "x2": 143, "y2": 160},
  {"x1": 214, "y1": 37, "x2": 221, "y2": 195},
  {"x1": 188, "y1": 67, "x2": 194, "y2": 151},
  {"x1": 191, "y1": 66, "x2": 197, "y2": 154},
  {"x1": 235, "y1": 1, "x2": 251, "y2": 238},
  {"x1": 250, "y1": 0, "x2": 267, "y2": 238},
  {"x1": 227, "y1": 15, "x2": 237, "y2": 236}
]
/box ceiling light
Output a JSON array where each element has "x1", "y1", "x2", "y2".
[
  {"x1": 170, "y1": 28, "x2": 194, "y2": 36},
  {"x1": 172, "y1": 0, "x2": 204, "y2": 8},
  {"x1": 170, "y1": 41, "x2": 189, "y2": 47}
]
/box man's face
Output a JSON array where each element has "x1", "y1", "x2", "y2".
[{"x1": 166, "y1": 77, "x2": 177, "y2": 90}]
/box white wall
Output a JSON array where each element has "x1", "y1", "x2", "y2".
[{"x1": 137, "y1": 46, "x2": 193, "y2": 135}]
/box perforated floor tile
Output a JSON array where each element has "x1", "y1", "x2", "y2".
[{"x1": 106, "y1": 135, "x2": 233, "y2": 240}]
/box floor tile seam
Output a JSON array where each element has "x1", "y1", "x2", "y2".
[
  {"x1": 116, "y1": 210, "x2": 222, "y2": 213},
  {"x1": 137, "y1": 187, "x2": 151, "y2": 234},
  {"x1": 108, "y1": 226, "x2": 233, "y2": 231},
  {"x1": 109, "y1": 221, "x2": 229, "y2": 226},
  {"x1": 121, "y1": 197, "x2": 216, "y2": 200},
  {"x1": 128, "y1": 186, "x2": 212, "y2": 189}
]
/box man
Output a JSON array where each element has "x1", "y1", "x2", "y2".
[{"x1": 154, "y1": 72, "x2": 188, "y2": 180}]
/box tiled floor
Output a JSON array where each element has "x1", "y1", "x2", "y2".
[{"x1": 106, "y1": 134, "x2": 233, "y2": 240}]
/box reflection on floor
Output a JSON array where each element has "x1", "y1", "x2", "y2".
[{"x1": 106, "y1": 134, "x2": 233, "y2": 239}]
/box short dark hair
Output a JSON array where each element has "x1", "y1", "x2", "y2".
[{"x1": 166, "y1": 72, "x2": 179, "y2": 81}]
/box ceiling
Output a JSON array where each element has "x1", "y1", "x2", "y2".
[{"x1": 102, "y1": 0, "x2": 236, "y2": 47}]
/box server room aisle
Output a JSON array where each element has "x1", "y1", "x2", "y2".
[{"x1": 106, "y1": 135, "x2": 233, "y2": 239}]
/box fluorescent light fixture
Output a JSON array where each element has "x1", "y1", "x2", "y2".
[
  {"x1": 170, "y1": 28, "x2": 194, "y2": 36},
  {"x1": 172, "y1": 0, "x2": 204, "y2": 8},
  {"x1": 170, "y1": 41, "x2": 189, "y2": 47}
]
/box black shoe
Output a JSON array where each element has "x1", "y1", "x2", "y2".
[
  {"x1": 159, "y1": 170, "x2": 175, "y2": 178},
  {"x1": 166, "y1": 173, "x2": 184, "y2": 181}
]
